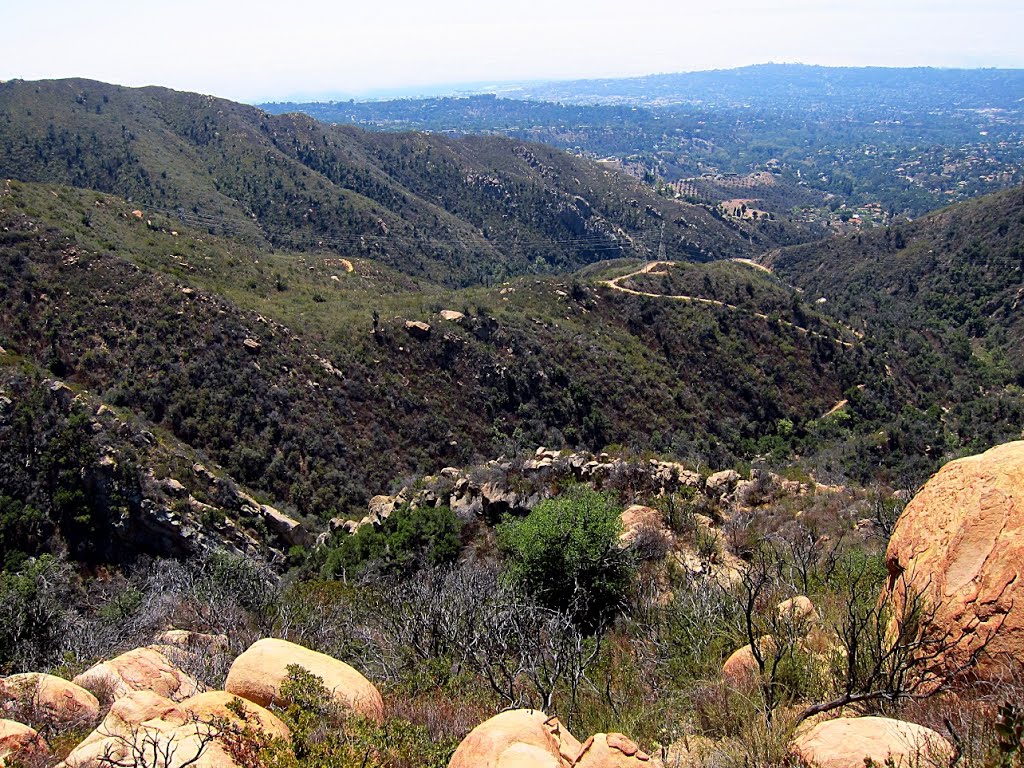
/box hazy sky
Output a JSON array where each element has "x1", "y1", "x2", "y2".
[{"x1": 5, "y1": 0, "x2": 1023, "y2": 102}]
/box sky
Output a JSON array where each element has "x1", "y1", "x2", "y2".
[{"x1": 4, "y1": 0, "x2": 1023, "y2": 103}]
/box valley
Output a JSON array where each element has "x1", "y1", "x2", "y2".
[{"x1": 1, "y1": 66, "x2": 1023, "y2": 768}]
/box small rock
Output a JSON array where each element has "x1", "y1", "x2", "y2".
[{"x1": 404, "y1": 320, "x2": 431, "y2": 339}]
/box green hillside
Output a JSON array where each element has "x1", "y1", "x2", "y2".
[
  {"x1": 0, "y1": 179, "x2": 860, "y2": 521},
  {"x1": 768, "y1": 184, "x2": 1024, "y2": 482},
  {"x1": 0, "y1": 78, "x2": 769, "y2": 286}
]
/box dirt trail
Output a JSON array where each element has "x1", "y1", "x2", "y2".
[{"x1": 600, "y1": 261, "x2": 856, "y2": 347}]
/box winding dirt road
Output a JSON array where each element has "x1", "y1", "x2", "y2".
[{"x1": 599, "y1": 260, "x2": 856, "y2": 347}]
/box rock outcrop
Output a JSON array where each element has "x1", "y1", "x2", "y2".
[
  {"x1": 883, "y1": 441, "x2": 1024, "y2": 677},
  {"x1": 73, "y1": 647, "x2": 201, "y2": 703},
  {"x1": 790, "y1": 716, "x2": 952, "y2": 768},
  {"x1": 224, "y1": 638, "x2": 383, "y2": 722},
  {"x1": 448, "y1": 709, "x2": 581, "y2": 768},
  {"x1": 0, "y1": 673, "x2": 100, "y2": 727},
  {"x1": 574, "y1": 732, "x2": 657, "y2": 767},
  {"x1": 0, "y1": 719, "x2": 48, "y2": 766},
  {"x1": 152, "y1": 630, "x2": 229, "y2": 654},
  {"x1": 180, "y1": 691, "x2": 290, "y2": 741},
  {"x1": 58, "y1": 690, "x2": 236, "y2": 768}
]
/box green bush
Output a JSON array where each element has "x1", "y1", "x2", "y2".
[
  {"x1": 496, "y1": 485, "x2": 633, "y2": 630},
  {"x1": 251, "y1": 665, "x2": 457, "y2": 768},
  {"x1": 323, "y1": 505, "x2": 461, "y2": 580}
]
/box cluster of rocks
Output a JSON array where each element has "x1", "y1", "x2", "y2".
[
  {"x1": 449, "y1": 709, "x2": 656, "y2": 768},
  {"x1": 337, "y1": 448, "x2": 782, "y2": 536},
  {"x1": 27, "y1": 379, "x2": 309, "y2": 566},
  {"x1": 0, "y1": 635, "x2": 381, "y2": 767},
  {"x1": 335, "y1": 446, "x2": 813, "y2": 537},
  {"x1": 713, "y1": 439, "x2": 1024, "y2": 768}
]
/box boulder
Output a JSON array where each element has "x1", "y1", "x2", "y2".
[
  {"x1": 705, "y1": 469, "x2": 740, "y2": 496},
  {"x1": 152, "y1": 630, "x2": 229, "y2": 654},
  {"x1": 883, "y1": 441, "x2": 1024, "y2": 677},
  {"x1": 224, "y1": 638, "x2": 383, "y2": 722},
  {"x1": 73, "y1": 646, "x2": 201, "y2": 703},
  {"x1": 790, "y1": 716, "x2": 952, "y2": 768},
  {"x1": 618, "y1": 505, "x2": 673, "y2": 548},
  {"x1": 439, "y1": 310, "x2": 466, "y2": 323},
  {"x1": 368, "y1": 495, "x2": 398, "y2": 520},
  {"x1": 574, "y1": 732, "x2": 659, "y2": 767},
  {"x1": 776, "y1": 595, "x2": 818, "y2": 625},
  {"x1": 58, "y1": 691, "x2": 239, "y2": 768},
  {"x1": 448, "y1": 709, "x2": 581, "y2": 768},
  {"x1": 722, "y1": 641, "x2": 762, "y2": 690},
  {"x1": 0, "y1": 719, "x2": 48, "y2": 766},
  {"x1": 577, "y1": 733, "x2": 655, "y2": 768},
  {"x1": 0, "y1": 672, "x2": 100, "y2": 727},
  {"x1": 180, "y1": 691, "x2": 290, "y2": 741},
  {"x1": 260, "y1": 504, "x2": 309, "y2": 547},
  {"x1": 404, "y1": 320, "x2": 431, "y2": 339},
  {"x1": 60, "y1": 690, "x2": 187, "y2": 766}
]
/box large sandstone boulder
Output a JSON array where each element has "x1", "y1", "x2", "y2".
[
  {"x1": 224, "y1": 638, "x2": 383, "y2": 722},
  {"x1": 721, "y1": 637, "x2": 775, "y2": 690},
  {"x1": 1, "y1": 673, "x2": 100, "y2": 727},
  {"x1": 448, "y1": 709, "x2": 581, "y2": 768},
  {"x1": 0, "y1": 719, "x2": 48, "y2": 766},
  {"x1": 884, "y1": 441, "x2": 1024, "y2": 677},
  {"x1": 73, "y1": 647, "x2": 201, "y2": 703},
  {"x1": 59, "y1": 691, "x2": 238, "y2": 768},
  {"x1": 790, "y1": 716, "x2": 952, "y2": 768},
  {"x1": 574, "y1": 732, "x2": 659, "y2": 767},
  {"x1": 181, "y1": 691, "x2": 290, "y2": 741}
]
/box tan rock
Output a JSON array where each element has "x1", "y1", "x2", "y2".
[
  {"x1": 619, "y1": 505, "x2": 673, "y2": 547},
  {"x1": 790, "y1": 716, "x2": 952, "y2": 768},
  {"x1": 776, "y1": 595, "x2": 817, "y2": 624},
  {"x1": 152, "y1": 630, "x2": 229, "y2": 654},
  {"x1": 59, "y1": 691, "x2": 187, "y2": 767},
  {"x1": 574, "y1": 732, "x2": 660, "y2": 767},
  {"x1": 0, "y1": 719, "x2": 48, "y2": 766},
  {"x1": 181, "y1": 691, "x2": 290, "y2": 741},
  {"x1": 72, "y1": 646, "x2": 201, "y2": 703},
  {"x1": 62, "y1": 720, "x2": 235, "y2": 768},
  {"x1": 705, "y1": 469, "x2": 740, "y2": 496},
  {"x1": 404, "y1": 320, "x2": 431, "y2": 339},
  {"x1": 883, "y1": 441, "x2": 1024, "y2": 677},
  {"x1": 722, "y1": 643, "x2": 760, "y2": 690},
  {"x1": 224, "y1": 638, "x2": 383, "y2": 722},
  {"x1": 59, "y1": 691, "x2": 243, "y2": 768},
  {"x1": 448, "y1": 709, "x2": 581, "y2": 768},
  {"x1": 439, "y1": 309, "x2": 466, "y2": 323},
  {"x1": 0, "y1": 672, "x2": 100, "y2": 727}
]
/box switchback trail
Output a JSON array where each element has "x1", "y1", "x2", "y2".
[{"x1": 599, "y1": 260, "x2": 857, "y2": 348}]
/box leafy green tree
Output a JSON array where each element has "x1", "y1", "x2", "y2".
[
  {"x1": 496, "y1": 486, "x2": 633, "y2": 631},
  {"x1": 323, "y1": 504, "x2": 461, "y2": 580},
  {"x1": 0, "y1": 496, "x2": 49, "y2": 571}
]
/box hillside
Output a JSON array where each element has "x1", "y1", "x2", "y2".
[
  {"x1": 0, "y1": 179, "x2": 863, "y2": 525},
  {"x1": 767, "y1": 184, "x2": 1024, "y2": 481},
  {"x1": 0, "y1": 78, "x2": 769, "y2": 286}
]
